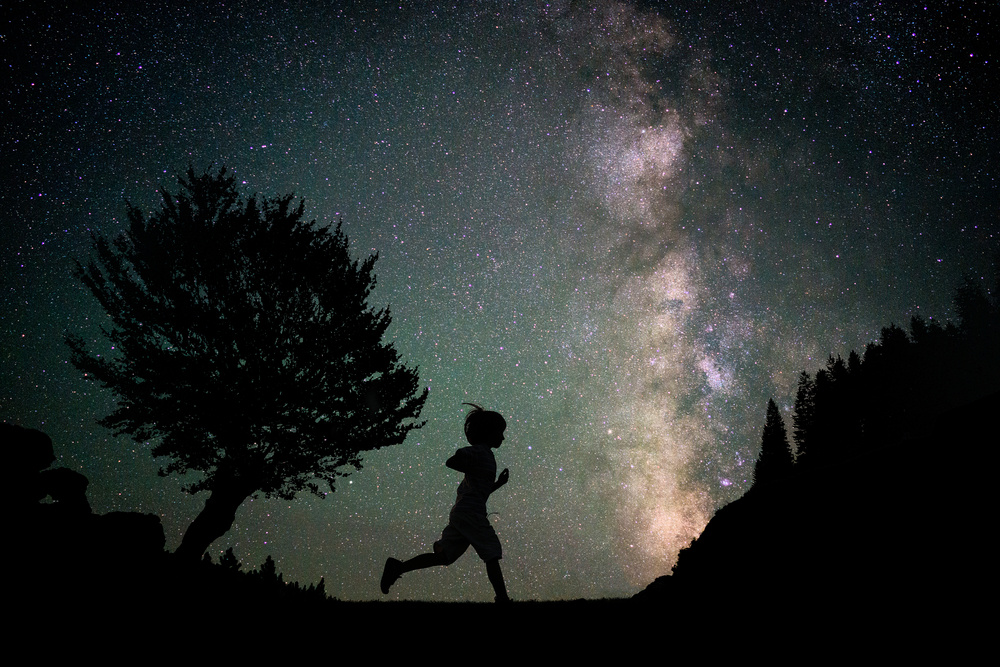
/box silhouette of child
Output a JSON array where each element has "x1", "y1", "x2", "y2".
[{"x1": 381, "y1": 403, "x2": 511, "y2": 603}]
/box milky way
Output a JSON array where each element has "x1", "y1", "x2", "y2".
[{"x1": 4, "y1": 1, "x2": 996, "y2": 600}]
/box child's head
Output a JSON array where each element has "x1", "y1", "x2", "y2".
[{"x1": 462, "y1": 403, "x2": 506, "y2": 446}]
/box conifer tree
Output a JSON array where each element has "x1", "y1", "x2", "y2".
[
  {"x1": 754, "y1": 398, "x2": 793, "y2": 487},
  {"x1": 792, "y1": 371, "x2": 815, "y2": 461}
]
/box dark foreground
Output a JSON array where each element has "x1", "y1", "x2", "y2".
[
  {"x1": 13, "y1": 551, "x2": 982, "y2": 659},
  {"x1": 10, "y1": 392, "x2": 993, "y2": 655}
]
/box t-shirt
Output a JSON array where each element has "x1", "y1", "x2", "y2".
[{"x1": 450, "y1": 445, "x2": 496, "y2": 515}]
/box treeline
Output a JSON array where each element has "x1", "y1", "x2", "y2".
[
  {"x1": 755, "y1": 277, "x2": 999, "y2": 485},
  {"x1": 195, "y1": 547, "x2": 331, "y2": 608}
]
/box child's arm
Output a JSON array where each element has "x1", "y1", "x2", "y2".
[
  {"x1": 490, "y1": 468, "x2": 509, "y2": 495},
  {"x1": 445, "y1": 449, "x2": 470, "y2": 472}
]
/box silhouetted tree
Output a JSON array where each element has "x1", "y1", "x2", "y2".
[
  {"x1": 847, "y1": 349, "x2": 862, "y2": 377},
  {"x1": 68, "y1": 168, "x2": 428, "y2": 559},
  {"x1": 754, "y1": 398, "x2": 793, "y2": 486},
  {"x1": 826, "y1": 353, "x2": 864, "y2": 454},
  {"x1": 219, "y1": 547, "x2": 242, "y2": 572},
  {"x1": 950, "y1": 275, "x2": 1000, "y2": 403},
  {"x1": 257, "y1": 554, "x2": 282, "y2": 585},
  {"x1": 807, "y1": 365, "x2": 836, "y2": 467},
  {"x1": 791, "y1": 371, "x2": 815, "y2": 461},
  {"x1": 953, "y1": 275, "x2": 997, "y2": 340}
]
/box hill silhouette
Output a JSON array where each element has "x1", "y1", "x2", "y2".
[
  {"x1": 636, "y1": 389, "x2": 994, "y2": 631},
  {"x1": 637, "y1": 280, "x2": 996, "y2": 645}
]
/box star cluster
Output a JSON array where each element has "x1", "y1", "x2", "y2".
[{"x1": 3, "y1": 1, "x2": 995, "y2": 600}]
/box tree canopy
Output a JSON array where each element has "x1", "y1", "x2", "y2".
[{"x1": 68, "y1": 168, "x2": 427, "y2": 558}]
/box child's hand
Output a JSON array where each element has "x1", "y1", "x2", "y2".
[{"x1": 497, "y1": 468, "x2": 510, "y2": 486}]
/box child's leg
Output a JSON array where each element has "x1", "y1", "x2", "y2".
[
  {"x1": 485, "y1": 558, "x2": 509, "y2": 603},
  {"x1": 400, "y1": 551, "x2": 449, "y2": 572},
  {"x1": 382, "y1": 535, "x2": 464, "y2": 594},
  {"x1": 381, "y1": 551, "x2": 450, "y2": 594},
  {"x1": 381, "y1": 551, "x2": 450, "y2": 593}
]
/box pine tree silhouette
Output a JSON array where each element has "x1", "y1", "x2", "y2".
[
  {"x1": 753, "y1": 398, "x2": 793, "y2": 487},
  {"x1": 792, "y1": 371, "x2": 815, "y2": 462}
]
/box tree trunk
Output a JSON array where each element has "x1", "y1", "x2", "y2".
[{"x1": 174, "y1": 482, "x2": 254, "y2": 561}]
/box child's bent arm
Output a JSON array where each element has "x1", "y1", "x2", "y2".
[
  {"x1": 445, "y1": 451, "x2": 469, "y2": 472},
  {"x1": 491, "y1": 467, "x2": 510, "y2": 494}
]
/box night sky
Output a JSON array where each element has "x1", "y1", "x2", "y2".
[{"x1": 4, "y1": 1, "x2": 996, "y2": 601}]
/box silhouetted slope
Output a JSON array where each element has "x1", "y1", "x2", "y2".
[{"x1": 637, "y1": 391, "x2": 995, "y2": 619}]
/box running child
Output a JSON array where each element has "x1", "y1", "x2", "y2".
[{"x1": 380, "y1": 403, "x2": 511, "y2": 603}]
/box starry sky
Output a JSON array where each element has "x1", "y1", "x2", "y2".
[{"x1": 3, "y1": 1, "x2": 996, "y2": 601}]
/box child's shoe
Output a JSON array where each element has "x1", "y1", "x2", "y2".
[{"x1": 380, "y1": 557, "x2": 403, "y2": 594}]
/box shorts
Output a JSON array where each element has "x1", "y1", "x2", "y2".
[{"x1": 433, "y1": 509, "x2": 503, "y2": 564}]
